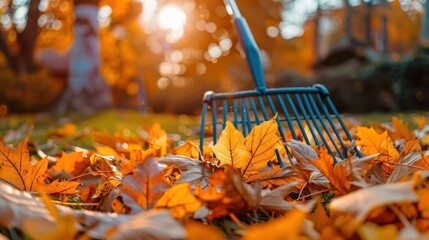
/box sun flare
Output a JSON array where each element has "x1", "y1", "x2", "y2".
[{"x1": 157, "y1": 5, "x2": 187, "y2": 30}]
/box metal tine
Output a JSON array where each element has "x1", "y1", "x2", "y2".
[
  {"x1": 233, "y1": 98, "x2": 238, "y2": 128},
  {"x1": 250, "y1": 97, "x2": 261, "y2": 125},
  {"x1": 223, "y1": 99, "x2": 228, "y2": 130},
  {"x1": 257, "y1": 95, "x2": 269, "y2": 121},
  {"x1": 325, "y1": 95, "x2": 363, "y2": 158},
  {"x1": 302, "y1": 94, "x2": 338, "y2": 159},
  {"x1": 315, "y1": 94, "x2": 348, "y2": 156},
  {"x1": 294, "y1": 94, "x2": 324, "y2": 147},
  {"x1": 212, "y1": 100, "x2": 218, "y2": 144},
  {"x1": 240, "y1": 99, "x2": 248, "y2": 135},
  {"x1": 285, "y1": 94, "x2": 311, "y2": 145},
  {"x1": 308, "y1": 94, "x2": 345, "y2": 159},
  {"x1": 276, "y1": 94, "x2": 298, "y2": 140},
  {"x1": 200, "y1": 102, "x2": 208, "y2": 154},
  {"x1": 242, "y1": 98, "x2": 253, "y2": 134}
]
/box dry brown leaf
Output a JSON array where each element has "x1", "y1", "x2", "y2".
[
  {"x1": 106, "y1": 209, "x2": 185, "y2": 240},
  {"x1": 0, "y1": 138, "x2": 48, "y2": 191},
  {"x1": 245, "y1": 166, "x2": 295, "y2": 188},
  {"x1": 154, "y1": 183, "x2": 202, "y2": 219},
  {"x1": 121, "y1": 157, "x2": 170, "y2": 210},
  {"x1": 259, "y1": 180, "x2": 300, "y2": 213},
  {"x1": 329, "y1": 181, "x2": 418, "y2": 225}
]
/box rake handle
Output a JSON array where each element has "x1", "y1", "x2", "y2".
[{"x1": 225, "y1": 0, "x2": 267, "y2": 92}]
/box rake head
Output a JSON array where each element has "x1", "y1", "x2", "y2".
[{"x1": 199, "y1": 84, "x2": 362, "y2": 163}]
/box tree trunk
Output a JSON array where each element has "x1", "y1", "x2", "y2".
[
  {"x1": 56, "y1": 0, "x2": 111, "y2": 113},
  {"x1": 422, "y1": 0, "x2": 429, "y2": 42}
]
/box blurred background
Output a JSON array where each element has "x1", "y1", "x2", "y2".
[{"x1": 0, "y1": 0, "x2": 428, "y2": 116}]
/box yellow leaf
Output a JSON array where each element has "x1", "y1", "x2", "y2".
[
  {"x1": 38, "y1": 180, "x2": 80, "y2": 195},
  {"x1": 243, "y1": 208, "x2": 308, "y2": 240},
  {"x1": 211, "y1": 121, "x2": 250, "y2": 169},
  {"x1": 93, "y1": 178, "x2": 122, "y2": 198},
  {"x1": 356, "y1": 127, "x2": 399, "y2": 173},
  {"x1": 185, "y1": 221, "x2": 225, "y2": 240},
  {"x1": 0, "y1": 138, "x2": 48, "y2": 191},
  {"x1": 358, "y1": 223, "x2": 397, "y2": 240},
  {"x1": 175, "y1": 141, "x2": 200, "y2": 159},
  {"x1": 155, "y1": 183, "x2": 202, "y2": 219},
  {"x1": 243, "y1": 117, "x2": 281, "y2": 174},
  {"x1": 51, "y1": 151, "x2": 90, "y2": 177},
  {"x1": 96, "y1": 145, "x2": 121, "y2": 160}
]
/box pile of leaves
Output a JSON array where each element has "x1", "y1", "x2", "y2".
[{"x1": 1, "y1": 115, "x2": 429, "y2": 239}]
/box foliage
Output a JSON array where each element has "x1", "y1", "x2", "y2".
[{"x1": 1, "y1": 114, "x2": 429, "y2": 239}]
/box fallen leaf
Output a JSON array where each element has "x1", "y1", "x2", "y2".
[
  {"x1": 148, "y1": 123, "x2": 169, "y2": 157},
  {"x1": 185, "y1": 221, "x2": 225, "y2": 240},
  {"x1": 38, "y1": 179, "x2": 80, "y2": 195},
  {"x1": 93, "y1": 178, "x2": 122, "y2": 198},
  {"x1": 245, "y1": 166, "x2": 295, "y2": 188},
  {"x1": 259, "y1": 180, "x2": 300, "y2": 212},
  {"x1": 389, "y1": 117, "x2": 415, "y2": 141},
  {"x1": 120, "y1": 149, "x2": 155, "y2": 176},
  {"x1": 51, "y1": 151, "x2": 90, "y2": 177},
  {"x1": 175, "y1": 142, "x2": 200, "y2": 159},
  {"x1": 121, "y1": 157, "x2": 170, "y2": 210},
  {"x1": 211, "y1": 121, "x2": 250, "y2": 169},
  {"x1": 155, "y1": 183, "x2": 202, "y2": 219},
  {"x1": 358, "y1": 223, "x2": 397, "y2": 240},
  {"x1": 158, "y1": 155, "x2": 212, "y2": 189},
  {"x1": 329, "y1": 181, "x2": 418, "y2": 225},
  {"x1": 243, "y1": 208, "x2": 308, "y2": 240},
  {"x1": 23, "y1": 192, "x2": 78, "y2": 240},
  {"x1": 0, "y1": 138, "x2": 48, "y2": 191},
  {"x1": 106, "y1": 209, "x2": 185, "y2": 240}
]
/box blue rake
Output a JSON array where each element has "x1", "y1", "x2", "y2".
[{"x1": 199, "y1": 0, "x2": 362, "y2": 165}]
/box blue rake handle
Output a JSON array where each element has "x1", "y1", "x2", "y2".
[{"x1": 225, "y1": 0, "x2": 266, "y2": 92}]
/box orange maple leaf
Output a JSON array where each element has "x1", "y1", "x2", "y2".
[
  {"x1": 310, "y1": 148, "x2": 351, "y2": 195},
  {"x1": 0, "y1": 138, "x2": 47, "y2": 191},
  {"x1": 389, "y1": 117, "x2": 415, "y2": 141},
  {"x1": 37, "y1": 179, "x2": 80, "y2": 195},
  {"x1": 51, "y1": 151, "x2": 90, "y2": 177},
  {"x1": 120, "y1": 149, "x2": 155, "y2": 176},
  {"x1": 148, "y1": 123, "x2": 169, "y2": 157},
  {"x1": 356, "y1": 126, "x2": 400, "y2": 173}
]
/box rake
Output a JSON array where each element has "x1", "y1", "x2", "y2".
[{"x1": 199, "y1": 0, "x2": 362, "y2": 165}]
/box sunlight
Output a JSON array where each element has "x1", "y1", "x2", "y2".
[{"x1": 158, "y1": 5, "x2": 186, "y2": 30}]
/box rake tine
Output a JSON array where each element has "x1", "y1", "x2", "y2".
[
  {"x1": 295, "y1": 94, "x2": 321, "y2": 146},
  {"x1": 315, "y1": 94, "x2": 348, "y2": 156},
  {"x1": 242, "y1": 98, "x2": 253, "y2": 134},
  {"x1": 200, "y1": 102, "x2": 208, "y2": 155},
  {"x1": 223, "y1": 99, "x2": 228, "y2": 129},
  {"x1": 257, "y1": 95, "x2": 269, "y2": 120},
  {"x1": 276, "y1": 94, "x2": 298, "y2": 139},
  {"x1": 266, "y1": 95, "x2": 288, "y2": 167},
  {"x1": 325, "y1": 95, "x2": 363, "y2": 158},
  {"x1": 308, "y1": 94, "x2": 345, "y2": 159},
  {"x1": 212, "y1": 100, "x2": 218, "y2": 144},
  {"x1": 240, "y1": 99, "x2": 248, "y2": 135},
  {"x1": 285, "y1": 94, "x2": 311, "y2": 145},
  {"x1": 250, "y1": 97, "x2": 261, "y2": 125},
  {"x1": 233, "y1": 98, "x2": 238, "y2": 128},
  {"x1": 302, "y1": 94, "x2": 337, "y2": 159}
]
